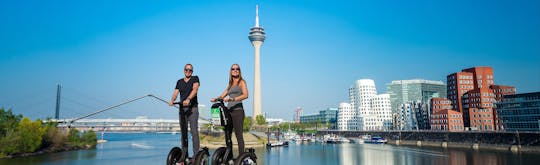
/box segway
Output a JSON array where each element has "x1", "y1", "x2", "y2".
[
  {"x1": 210, "y1": 99, "x2": 257, "y2": 165},
  {"x1": 167, "y1": 101, "x2": 210, "y2": 165}
]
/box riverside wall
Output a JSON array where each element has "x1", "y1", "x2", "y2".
[{"x1": 318, "y1": 130, "x2": 540, "y2": 153}]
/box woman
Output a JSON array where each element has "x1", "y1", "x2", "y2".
[{"x1": 211, "y1": 64, "x2": 248, "y2": 155}]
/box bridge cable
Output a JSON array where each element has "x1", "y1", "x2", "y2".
[{"x1": 67, "y1": 94, "x2": 210, "y2": 126}]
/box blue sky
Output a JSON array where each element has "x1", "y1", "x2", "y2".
[{"x1": 1, "y1": 0, "x2": 539, "y2": 120}]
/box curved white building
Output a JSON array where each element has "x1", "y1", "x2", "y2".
[
  {"x1": 338, "y1": 102, "x2": 355, "y2": 130},
  {"x1": 338, "y1": 79, "x2": 393, "y2": 131},
  {"x1": 371, "y1": 94, "x2": 392, "y2": 130}
]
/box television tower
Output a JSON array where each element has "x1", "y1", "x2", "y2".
[{"x1": 248, "y1": 5, "x2": 266, "y2": 119}]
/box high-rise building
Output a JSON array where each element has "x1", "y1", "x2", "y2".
[
  {"x1": 338, "y1": 79, "x2": 392, "y2": 131},
  {"x1": 337, "y1": 102, "x2": 356, "y2": 130},
  {"x1": 496, "y1": 92, "x2": 540, "y2": 131},
  {"x1": 387, "y1": 79, "x2": 446, "y2": 130},
  {"x1": 371, "y1": 94, "x2": 393, "y2": 130},
  {"x1": 446, "y1": 66, "x2": 515, "y2": 131},
  {"x1": 387, "y1": 79, "x2": 447, "y2": 112},
  {"x1": 248, "y1": 5, "x2": 266, "y2": 119}
]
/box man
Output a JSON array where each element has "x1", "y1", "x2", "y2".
[{"x1": 169, "y1": 63, "x2": 200, "y2": 155}]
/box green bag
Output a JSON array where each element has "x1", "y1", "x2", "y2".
[{"x1": 211, "y1": 107, "x2": 221, "y2": 126}]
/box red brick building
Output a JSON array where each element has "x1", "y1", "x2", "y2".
[
  {"x1": 445, "y1": 66, "x2": 515, "y2": 131},
  {"x1": 431, "y1": 98, "x2": 462, "y2": 131},
  {"x1": 430, "y1": 109, "x2": 464, "y2": 131},
  {"x1": 431, "y1": 98, "x2": 452, "y2": 113}
]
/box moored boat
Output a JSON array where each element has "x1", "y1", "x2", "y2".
[{"x1": 364, "y1": 135, "x2": 387, "y2": 144}]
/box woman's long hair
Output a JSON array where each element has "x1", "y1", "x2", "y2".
[{"x1": 228, "y1": 64, "x2": 244, "y2": 90}]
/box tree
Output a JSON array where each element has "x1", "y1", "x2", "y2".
[
  {"x1": 255, "y1": 115, "x2": 266, "y2": 125},
  {"x1": 0, "y1": 129, "x2": 18, "y2": 156},
  {"x1": 243, "y1": 116, "x2": 253, "y2": 131},
  {"x1": 68, "y1": 128, "x2": 81, "y2": 146},
  {"x1": 42, "y1": 119, "x2": 64, "y2": 149},
  {"x1": 15, "y1": 117, "x2": 46, "y2": 153},
  {"x1": 0, "y1": 108, "x2": 22, "y2": 136},
  {"x1": 81, "y1": 130, "x2": 97, "y2": 146}
]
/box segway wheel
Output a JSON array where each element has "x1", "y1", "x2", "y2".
[
  {"x1": 211, "y1": 147, "x2": 227, "y2": 165},
  {"x1": 167, "y1": 147, "x2": 185, "y2": 165},
  {"x1": 194, "y1": 149, "x2": 210, "y2": 165},
  {"x1": 234, "y1": 152, "x2": 257, "y2": 165}
]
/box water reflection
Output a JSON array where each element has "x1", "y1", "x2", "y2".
[{"x1": 1, "y1": 133, "x2": 539, "y2": 165}]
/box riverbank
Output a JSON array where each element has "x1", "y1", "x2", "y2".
[
  {"x1": 0, "y1": 109, "x2": 98, "y2": 159},
  {"x1": 319, "y1": 130, "x2": 540, "y2": 153},
  {"x1": 3, "y1": 144, "x2": 95, "y2": 159},
  {"x1": 389, "y1": 140, "x2": 540, "y2": 153}
]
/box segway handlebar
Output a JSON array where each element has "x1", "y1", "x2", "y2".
[
  {"x1": 172, "y1": 101, "x2": 191, "y2": 110},
  {"x1": 212, "y1": 98, "x2": 233, "y2": 103}
]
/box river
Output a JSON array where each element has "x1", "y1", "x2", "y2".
[{"x1": 0, "y1": 133, "x2": 538, "y2": 165}]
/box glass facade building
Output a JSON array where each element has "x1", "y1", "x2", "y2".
[
  {"x1": 496, "y1": 92, "x2": 540, "y2": 131},
  {"x1": 300, "y1": 108, "x2": 338, "y2": 129},
  {"x1": 387, "y1": 79, "x2": 447, "y2": 113}
]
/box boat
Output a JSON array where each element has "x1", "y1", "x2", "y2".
[
  {"x1": 266, "y1": 141, "x2": 289, "y2": 147},
  {"x1": 363, "y1": 135, "x2": 387, "y2": 144},
  {"x1": 266, "y1": 128, "x2": 289, "y2": 148},
  {"x1": 348, "y1": 137, "x2": 362, "y2": 143},
  {"x1": 324, "y1": 134, "x2": 349, "y2": 144},
  {"x1": 326, "y1": 136, "x2": 341, "y2": 144},
  {"x1": 283, "y1": 131, "x2": 297, "y2": 142}
]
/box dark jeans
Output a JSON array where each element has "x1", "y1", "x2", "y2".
[
  {"x1": 230, "y1": 109, "x2": 245, "y2": 155},
  {"x1": 179, "y1": 106, "x2": 199, "y2": 155}
]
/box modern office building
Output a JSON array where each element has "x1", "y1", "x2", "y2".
[
  {"x1": 387, "y1": 79, "x2": 446, "y2": 130},
  {"x1": 396, "y1": 101, "x2": 430, "y2": 130},
  {"x1": 337, "y1": 102, "x2": 356, "y2": 130},
  {"x1": 300, "y1": 108, "x2": 338, "y2": 129},
  {"x1": 337, "y1": 79, "x2": 392, "y2": 131},
  {"x1": 446, "y1": 66, "x2": 515, "y2": 131},
  {"x1": 430, "y1": 109, "x2": 464, "y2": 131},
  {"x1": 370, "y1": 94, "x2": 393, "y2": 130},
  {"x1": 491, "y1": 85, "x2": 518, "y2": 129},
  {"x1": 387, "y1": 79, "x2": 446, "y2": 113},
  {"x1": 430, "y1": 98, "x2": 463, "y2": 131},
  {"x1": 496, "y1": 92, "x2": 540, "y2": 131}
]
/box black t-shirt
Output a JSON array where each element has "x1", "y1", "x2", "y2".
[{"x1": 175, "y1": 76, "x2": 199, "y2": 106}]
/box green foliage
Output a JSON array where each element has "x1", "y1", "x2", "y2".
[
  {"x1": 67, "y1": 128, "x2": 97, "y2": 147},
  {"x1": 0, "y1": 108, "x2": 22, "y2": 136},
  {"x1": 268, "y1": 122, "x2": 327, "y2": 133},
  {"x1": 0, "y1": 109, "x2": 97, "y2": 157},
  {"x1": 16, "y1": 118, "x2": 46, "y2": 153},
  {"x1": 255, "y1": 115, "x2": 266, "y2": 125},
  {"x1": 243, "y1": 116, "x2": 253, "y2": 131},
  {"x1": 68, "y1": 128, "x2": 81, "y2": 146},
  {"x1": 1, "y1": 117, "x2": 46, "y2": 155},
  {"x1": 81, "y1": 130, "x2": 97, "y2": 146},
  {"x1": 0, "y1": 130, "x2": 19, "y2": 155}
]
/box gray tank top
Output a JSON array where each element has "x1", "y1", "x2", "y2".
[{"x1": 227, "y1": 86, "x2": 243, "y2": 110}]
